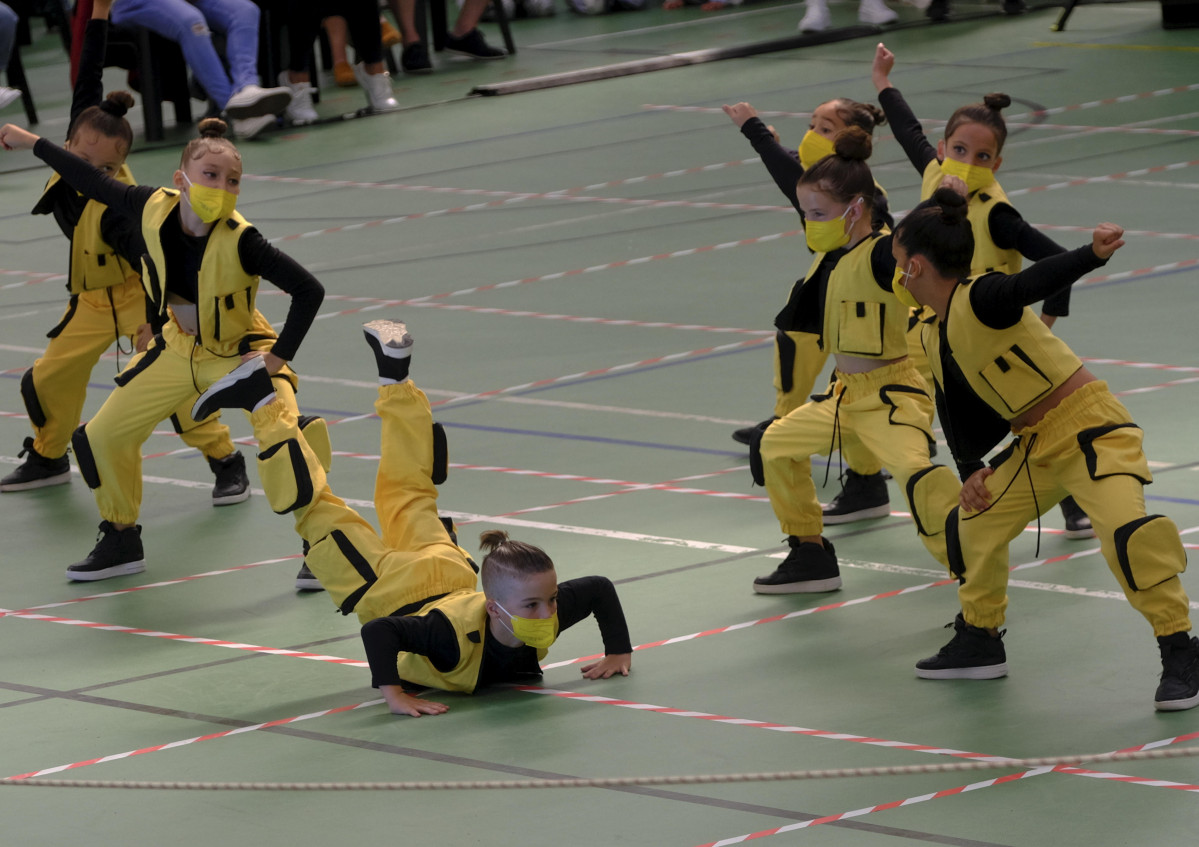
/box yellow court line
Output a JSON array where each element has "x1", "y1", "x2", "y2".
[{"x1": 1033, "y1": 41, "x2": 1199, "y2": 52}]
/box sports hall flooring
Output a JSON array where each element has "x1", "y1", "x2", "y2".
[{"x1": 1, "y1": 3, "x2": 1198, "y2": 844}]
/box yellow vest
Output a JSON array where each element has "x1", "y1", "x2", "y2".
[
  {"x1": 921, "y1": 160, "x2": 1022, "y2": 276},
  {"x1": 925, "y1": 275, "x2": 1082, "y2": 420},
  {"x1": 808, "y1": 232, "x2": 908, "y2": 359},
  {"x1": 140, "y1": 190, "x2": 259, "y2": 356},
  {"x1": 394, "y1": 591, "x2": 551, "y2": 694},
  {"x1": 42, "y1": 165, "x2": 141, "y2": 294}
]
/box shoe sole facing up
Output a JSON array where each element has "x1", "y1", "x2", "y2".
[
  {"x1": 821, "y1": 504, "x2": 892, "y2": 525},
  {"x1": 752, "y1": 576, "x2": 842, "y2": 595},
  {"x1": 66, "y1": 559, "x2": 146, "y2": 582},
  {"x1": 0, "y1": 471, "x2": 72, "y2": 492},
  {"x1": 225, "y1": 91, "x2": 293, "y2": 119},
  {"x1": 915, "y1": 663, "x2": 1008, "y2": 680}
]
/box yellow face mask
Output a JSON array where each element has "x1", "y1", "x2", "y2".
[
  {"x1": 940, "y1": 156, "x2": 995, "y2": 194},
  {"x1": 495, "y1": 601, "x2": 558, "y2": 650},
  {"x1": 892, "y1": 264, "x2": 920, "y2": 310},
  {"x1": 798, "y1": 129, "x2": 836, "y2": 170},
  {"x1": 182, "y1": 172, "x2": 237, "y2": 223},
  {"x1": 803, "y1": 198, "x2": 860, "y2": 254}
]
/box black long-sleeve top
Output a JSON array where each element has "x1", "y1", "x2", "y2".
[
  {"x1": 739, "y1": 116, "x2": 895, "y2": 231},
  {"x1": 935, "y1": 244, "x2": 1108, "y2": 478},
  {"x1": 361, "y1": 576, "x2": 634, "y2": 690},
  {"x1": 877, "y1": 86, "x2": 1072, "y2": 318},
  {"x1": 32, "y1": 137, "x2": 324, "y2": 362},
  {"x1": 29, "y1": 18, "x2": 147, "y2": 274}
]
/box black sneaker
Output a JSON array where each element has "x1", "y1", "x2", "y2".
[
  {"x1": 926, "y1": 0, "x2": 950, "y2": 20},
  {"x1": 822, "y1": 469, "x2": 890, "y2": 525},
  {"x1": 732, "y1": 418, "x2": 775, "y2": 446},
  {"x1": 296, "y1": 539, "x2": 325, "y2": 591},
  {"x1": 192, "y1": 358, "x2": 276, "y2": 421},
  {"x1": 1155, "y1": 633, "x2": 1199, "y2": 711},
  {"x1": 1059, "y1": 496, "x2": 1095, "y2": 540},
  {"x1": 67, "y1": 521, "x2": 146, "y2": 581},
  {"x1": 1, "y1": 438, "x2": 71, "y2": 491},
  {"x1": 753, "y1": 537, "x2": 840, "y2": 594},
  {"x1": 363, "y1": 319, "x2": 414, "y2": 382},
  {"x1": 208, "y1": 451, "x2": 251, "y2": 506},
  {"x1": 915, "y1": 614, "x2": 1008, "y2": 679},
  {"x1": 401, "y1": 41, "x2": 433, "y2": 74},
  {"x1": 443, "y1": 28, "x2": 507, "y2": 60}
]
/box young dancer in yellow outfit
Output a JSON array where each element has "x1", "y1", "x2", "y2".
[
  {"x1": 190, "y1": 319, "x2": 633, "y2": 717},
  {"x1": 0, "y1": 117, "x2": 326, "y2": 583},
  {"x1": 723, "y1": 96, "x2": 904, "y2": 525},
  {"x1": 1, "y1": 0, "x2": 247, "y2": 503},
  {"x1": 750, "y1": 129, "x2": 960, "y2": 594},
  {"x1": 871, "y1": 41, "x2": 1094, "y2": 540},
  {"x1": 893, "y1": 187, "x2": 1198, "y2": 711}
]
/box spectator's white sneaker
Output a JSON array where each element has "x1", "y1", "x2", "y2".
[
  {"x1": 859, "y1": 0, "x2": 898, "y2": 23},
  {"x1": 798, "y1": 1, "x2": 831, "y2": 30},
  {"x1": 353, "y1": 63, "x2": 400, "y2": 113},
  {"x1": 0, "y1": 86, "x2": 22, "y2": 110},
  {"x1": 278, "y1": 72, "x2": 318, "y2": 125},
  {"x1": 232, "y1": 114, "x2": 277, "y2": 140},
  {"x1": 225, "y1": 83, "x2": 293, "y2": 119}
]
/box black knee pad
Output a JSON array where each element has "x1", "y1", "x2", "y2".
[
  {"x1": 748, "y1": 424, "x2": 767, "y2": 487},
  {"x1": 71, "y1": 424, "x2": 101, "y2": 489},
  {"x1": 431, "y1": 422, "x2": 448, "y2": 485},
  {"x1": 1114, "y1": 514, "x2": 1186, "y2": 591},
  {"x1": 20, "y1": 369, "x2": 47, "y2": 428},
  {"x1": 257, "y1": 438, "x2": 314, "y2": 514},
  {"x1": 945, "y1": 506, "x2": 965, "y2": 580},
  {"x1": 905, "y1": 464, "x2": 957, "y2": 537}
]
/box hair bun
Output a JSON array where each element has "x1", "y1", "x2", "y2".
[
  {"x1": 983, "y1": 92, "x2": 1011, "y2": 112},
  {"x1": 197, "y1": 117, "x2": 230, "y2": 139},
  {"x1": 865, "y1": 102, "x2": 888, "y2": 129},
  {"x1": 478, "y1": 529, "x2": 511, "y2": 553},
  {"x1": 99, "y1": 90, "x2": 135, "y2": 118},
  {"x1": 833, "y1": 126, "x2": 873, "y2": 162},
  {"x1": 931, "y1": 186, "x2": 969, "y2": 223}
]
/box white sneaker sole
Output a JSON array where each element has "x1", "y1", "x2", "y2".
[
  {"x1": 752, "y1": 576, "x2": 843, "y2": 595},
  {"x1": 821, "y1": 503, "x2": 891, "y2": 525},
  {"x1": 1, "y1": 470, "x2": 72, "y2": 491},
  {"x1": 66, "y1": 559, "x2": 146, "y2": 582},
  {"x1": 225, "y1": 90, "x2": 293, "y2": 120},
  {"x1": 915, "y1": 662, "x2": 1008, "y2": 680},
  {"x1": 213, "y1": 488, "x2": 252, "y2": 506},
  {"x1": 1154, "y1": 691, "x2": 1199, "y2": 711}
]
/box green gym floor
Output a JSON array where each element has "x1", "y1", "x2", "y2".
[{"x1": 2, "y1": 2, "x2": 1198, "y2": 844}]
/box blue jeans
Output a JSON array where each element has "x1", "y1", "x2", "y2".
[
  {"x1": 0, "y1": 2, "x2": 18, "y2": 72},
  {"x1": 111, "y1": 0, "x2": 262, "y2": 109}
]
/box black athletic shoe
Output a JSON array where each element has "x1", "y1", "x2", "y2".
[
  {"x1": 1155, "y1": 633, "x2": 1199, "y2": 711},
  {"x1": 753, "y1": 537, "x2": 840, "y2": 594},
  {"x1": 295, "y1": 539, "x2": 324, "y2": 591},
  {"x1": 1, "y1": 438, "x2": 71, "y2": 491},
  {"x1": 915, "y1": 614, "x2": 1008, "y2": 679},
  {"x1": 401, "y1": 41, "x2": 433, "y2": 74},
  {"x1": 443, "y1": 28, "x2": 506, "y2": 60},
  {"x1": 67, "y1": 521, "x2": 146, "y2": 581},
  {"x1": 1059, "y1": 496, "x2": 1095, "y2": 540},
  {"x1": 822, "y1": 469, "x2": 890, "y2": 525},
  {"x1": 732, "y1": 417, "x2": 775, "y2": 446},
  {"x1": 192, "y1": 358, "x2": 276, "y2": 421},
  {"x1": 363, "y1": 319, "x2": 414, "y2": 382},
  {"x1": 926, "y1": 0, "x2": 950, "y2": 20},
  {"x1": 208, "y1": 451, "x2": 251, "y2": 506}
]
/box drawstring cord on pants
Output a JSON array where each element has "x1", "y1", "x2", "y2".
[{"x1": 962, "y1": 432, "x2": 1044, "y2": 559}]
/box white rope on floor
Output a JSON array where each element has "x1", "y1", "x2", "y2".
[{"x1": 2, "y1": 744, "x2": 1196, "y2": 791}]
